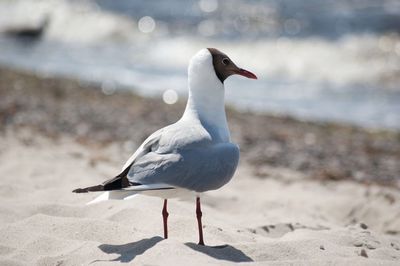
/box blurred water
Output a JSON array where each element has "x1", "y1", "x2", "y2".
[
  {"x1": 95, "y1": 0, "x2": 400, "y2": 38},
  {"x1": 0, "y1": 0, "x2": 399, "y2": 130}
]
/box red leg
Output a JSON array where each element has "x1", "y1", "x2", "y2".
[
  {"x1": 162, "y1": 199, "x2": 169, "y2": 239},
  {"x1": 196, "y1": 197, "x2": 205, "y2": 245}
]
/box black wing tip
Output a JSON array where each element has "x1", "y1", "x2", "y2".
[
  {"x1": 72, "y1": 188, "x2": 89, "y2": 193},
  {"x1": 72, "y1": 185, "x2": 104, "y2": 193}
]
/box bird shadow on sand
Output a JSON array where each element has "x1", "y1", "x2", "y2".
[
  {"x1": 185, "y1": 243, "x2": 253, "y2": 262},
  {"x1": 94, "y1": 236, "x2": 163, "y2": 263}
]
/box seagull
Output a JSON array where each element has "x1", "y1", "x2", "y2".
[
  {"x1": 73, "y1": 48, "x2": 257, "y2": 245},
  {"x1": 3, "y1": 15, "x2": 50, "y2": 41}
]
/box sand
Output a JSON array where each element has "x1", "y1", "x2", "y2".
[
  {"x1": 0, "y1": 129, "x2": 399, "y2": 265},
  {"x1": 0, "y1": 68, "x2": 399, "y2": 265}
]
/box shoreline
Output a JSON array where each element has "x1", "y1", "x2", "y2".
[{"x1": 4, "y1": 62, "x2": 400, "y2": 133}]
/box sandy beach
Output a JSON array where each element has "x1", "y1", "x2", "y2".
[{"x1": 1, "y1": 68, "x2": 400, "y2": 265}]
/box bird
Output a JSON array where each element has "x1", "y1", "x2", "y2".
[
  {"x1": 3, "y1": 15, "x2": 50, "y2": 41},
  {"x1": 73, "y1": 48, "x2": 257, "y2": 245}
]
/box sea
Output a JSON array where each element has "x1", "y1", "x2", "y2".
[{"x1": 0, "y1": 0, "x2": 399, "y2": 130}]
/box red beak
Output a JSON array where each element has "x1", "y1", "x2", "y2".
[{"x1": 234, "y1": 68, "x2": 258, "y2": 79}]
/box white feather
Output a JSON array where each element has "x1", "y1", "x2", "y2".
[{"x1": 86, "y1": 191, "x2": 138, "y2": 205}]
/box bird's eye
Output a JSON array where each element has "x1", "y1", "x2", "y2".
[{"x1": 222, "y1": 58, "x2": 230, "y2": 65}]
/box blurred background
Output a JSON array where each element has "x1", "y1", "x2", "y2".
[{"x1": 0, "y1": 0, "x2": 399, "y2": 130}]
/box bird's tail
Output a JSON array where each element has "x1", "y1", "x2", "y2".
[
  {"x1": 73, "y1": 181, "x2": 175, "y2": 205},
  {"x1": 72, "y1": 181, "x2": 139, "y2": 205}
]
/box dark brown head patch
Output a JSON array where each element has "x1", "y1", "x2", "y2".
[{"x1": 207, "y1": 48, "x2": 239, "y2": 83}]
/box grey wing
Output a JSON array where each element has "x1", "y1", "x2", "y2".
[
  {"x1": 121, "y1": 119, "x2": 209, "y2": 170},
  {"x1": 76, "y1": 128, "x2": 166, "y2": 192},
  {"x1": 120, "y1": 127, "x2": 166, "y2": 171},
  {"x1": 127, "y1": 142, "x2": 240, "y2": 192}
]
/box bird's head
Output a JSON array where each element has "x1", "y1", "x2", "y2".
[{"x1": 188, "y1": 48, "x2": 257, "y2": 84}]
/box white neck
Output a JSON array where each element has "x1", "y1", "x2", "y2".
[{"x1": 181, "y1": 49, "x2": 230, "y2": 142}]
